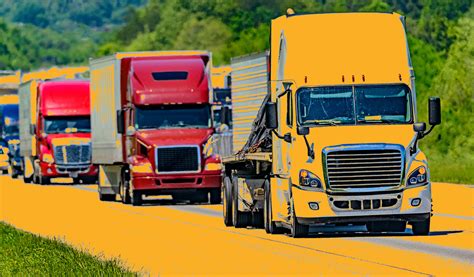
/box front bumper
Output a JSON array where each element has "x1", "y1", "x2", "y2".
[
  {"x1": 292, "y1": 183, "x2": 431, "y2": 224},
  {"x1": 39, "y1": 161, "x2": 98, "y2": 178},
  {"x1": 0, "y1": 161, "x2": 8, "y2": 170},
  {"x1": 132, "y1": 173, "x2": 222, "y2": 193}
]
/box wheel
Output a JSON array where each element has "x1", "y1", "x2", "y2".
[
  {"x1": 223, "y1": 176, "x2": 233, "y2": 226},
  {"x1": 290, "y1": 202, "x2": 309, "y2": 238},
  {"x1": 412, "y1": 218, "x2": 430, "y2": 235},
  {"x1": 232, "y1": 177, "x2": 251, "y2": 228},
  {"x1": 131, "y1": 189, "x2": 142, "y2": 206},
  {"x1": 366, "y1": 221, "x2": 406, "y2": 233},
  {"x1": 264, "y1": 180, "x2": 285, "y2": 234},
  {"x1": 98, "y1": 190, "x2": 116, "y2": 202},
  {"x1": 23, "y1": 174, "x2": 32, "y2": 183},
  {"x1": 2, "y1": 169, "x2": 7, "y2": 175},
  {"x1": 120, "y1": 171, "x2": 131, "y2": 204},
  {"x1": 39, "y1": 176, "x2": 50, "y2": 185},
  {"x1": 210, "y1": 188, "x2": 222, "y2": 204}
]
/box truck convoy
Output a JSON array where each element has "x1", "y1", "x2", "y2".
[
  {"x1": 90, "y1": 51, "x2": 222, "y2": 206},
  {"x1": 222, "y1": 11, "x2": 441, "y2": 237},
  {"x1": 19, "y1": 78, "x2": 98, "y2": 184}
]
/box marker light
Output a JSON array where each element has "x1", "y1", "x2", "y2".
[
  {"x1": 204, "y1": 162, "x2": 222, "y2": 171},
  {"x1": 131, "y1": 163, "x2": 153, "y2": 174},
  {"x1": 411, "y1": 198, "x2": 421, "y2": 207},
  {"x1": 309, "y1": 202, "x2": 319, "y2": 210}
]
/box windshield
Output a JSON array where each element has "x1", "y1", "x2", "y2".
[
  {"x1": 297, "y1": 84, "x2": 412, "y2": 126},
  {"x1": 44, "y1": 116, "x2": 91, "y2": 134},
  {"x1": 136, "y1": 105, "x2": 211, "y2": 130},
  {"x1": 4, "y1": 125, "x2": 19, "y2": 136}
]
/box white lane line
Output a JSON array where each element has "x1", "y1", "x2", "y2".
[
  {"x1": 352, "y1": 237, "x2": 474, "y2": 265},
  {"x1": 71, "y1": 185, "x2": 473, "y2": 266},
  {"x1": 434, "y1": 213, "x2": 474, "y2": 221}
]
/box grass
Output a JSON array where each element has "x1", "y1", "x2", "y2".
[
  {"x1": 0, "y1": 222, "x2": 138, "y2": 276},
  {"x1": 429, "y1": 157, "x2": 474, "y2": 185}
]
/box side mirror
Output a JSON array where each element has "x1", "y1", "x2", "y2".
[
  {"x1": 413, "y1": 122, "x2": 426, "y2": 133},
  {"x1": 265, "y1": 102, "x2": 278, "y2": 129},
  {"x1": 221, "y1": 106, "x2": 230, "y2": 125},
  {"x1": 126, "y1": 126, "x2": 136, "y2": 137},
  {"x1": 297, "y1": 126, "x2": 310, "y2": 136},
  {"x1": 117, "y1": 110, "x2": 124, "y2": 134},
  {"x1": 429, "y1": 97, "x2": 441, "y2": 126},
  {"x1": 29, "y1": 124, "x2": 36, "y2": 135}
]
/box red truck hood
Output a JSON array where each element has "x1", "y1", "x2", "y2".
[
  {"x1": 136, "y1": 128, "x2": 214, "y2": 147},
  {"x1": 45, "y1": 133, "x2": 91, "y2": 146}
]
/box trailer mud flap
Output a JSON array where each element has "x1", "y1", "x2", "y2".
[{"x1": 99, "y1": 165, "x2": 121, "y2": 194}]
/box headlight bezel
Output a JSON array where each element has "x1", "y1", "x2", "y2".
[
  {"x1": 42, "y1": 153, "x2": 54, "y2": 164},
  {"x1": 407, "y1": 166, "x2": 428, "y2": 187},
  {"x1": 298, "y1": 169, "x2": 323, "y2": 191}
]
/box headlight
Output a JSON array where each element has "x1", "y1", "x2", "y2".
[
  {"x1": 43, "y1": 153, "x2": 54, "y2": 163},
  {"x1": 131, "y1": 163, "x2": 153, "y2": 174},
  {"x1": 407, "y1": 166, "x2": 428, "y2": 186},
  {"x1": 204, "y1": 162, "x2": 222, "y2": 171},
  {"x1": 299, "y1": 170, "x2": 323, "y2": 190}
]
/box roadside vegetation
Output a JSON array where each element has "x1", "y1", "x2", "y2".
[
  {"x1": 0, "y1": 0, "x2": 472, "y2": 183},
  {"x1": 0, "y1": 222, "x2": 137, "y2": 276}
]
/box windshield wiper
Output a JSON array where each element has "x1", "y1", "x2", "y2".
[
  {"x1": 303, "y1": 119, "x2": 341, "y2": 126},
  {"x1": 358, "y1": 118, "x2": 401, "y2": 124}
]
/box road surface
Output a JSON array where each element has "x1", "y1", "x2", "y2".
[{"x1": 1, "y1": 175, "x2": 473, "y2": 275}]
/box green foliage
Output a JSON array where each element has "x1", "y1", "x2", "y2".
[{"x1": 0, "y1": 222, "x2": 137, "y2": 275}]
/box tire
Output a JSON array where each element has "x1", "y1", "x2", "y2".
[
  {"x1": 412, "y1": 218, "x2": 430, "y2": 235},
  {"x1": 2, "y1": 170, "x2": 8, "y2": 175},
  {"x1": 131, "y1": 190, "x2": 142, "y2": 206},
  {"x1": 39, "y1": 176, "x2": 50, "y2": 185},
  {"x1": 264, "y1": 180, "x2": 285, "y2": 234},
  {"x1": 366, "y1": 221, "x2": 406, "y2": 233},
  {"x1": 232, "y1": 177, "x2": 251, "y2": 228},
  {"x1": 210, "y1": 188, "x2": 222, "y2": 204},
  {"x1": 290, "y1": 202, "x2": 309, "y2": 238},
  {"x1": 120, "y1": 172, "x2": 131, "y2": 204},
  {"x1": 99, "y1": 190, "x2": 116, "y2": 202},
  {"x1": 23, "y1": 175, "x2": 32, "y2": 184},
  {"x1": 223, "y1": 176, "x2": 233, "y2": 226}
]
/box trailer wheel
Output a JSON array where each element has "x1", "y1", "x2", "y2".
[
  {"x1": 131, "y1": 189, "x2": 142, "y2": 206},
  {"x1": 210, "y1": 188, "x2": 222, "y2": 204},
  {"x1": 264, "y1": 180, "x2": 284, "y2": 234},
  {"x1": 411, "y1": 218, "x2": 430, "y2": 235},
  {"x1": 290, "y1": 202, "x2": 309, "y2": 238},
  {"x1": 223, "y1": 176, "x2": 233, "y2": 226},
  {"x1": 232, "y1": 177, "x2": 251, "y2": 228},
  {"x1": 23, "y1": 174, "x2": 32, "y2": 183},
  {"x1": 99, "y1": 191, "x2": 116, "y2": 202}
]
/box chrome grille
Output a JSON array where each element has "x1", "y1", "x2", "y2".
[
  {"x1": 54, "y1": 144, "x2": 91, "y2": 166},
  {"x1": 325, "y1": 148, "x2": 403, "y2": 189},
  {"x1": 156, "y1": 146, "x2": 200, "y2": 173}
]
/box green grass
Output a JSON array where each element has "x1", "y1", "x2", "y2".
[
  {"x1": 0, "y1": 222, "x2": 138, "y2": 276},
  {"x1": 429, "y1": 157, "x2": 474, "y2": 185}
]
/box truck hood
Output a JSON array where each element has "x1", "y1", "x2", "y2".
[
  {"x1": 302, "y1": 124, "x2": 416, "y2": 155},
  {"x1": 136, "y1": 128, "x2": 214, "y2": 147},
  {"x1": 45, "y1": 133, "x2": 91, "y2": 146}
]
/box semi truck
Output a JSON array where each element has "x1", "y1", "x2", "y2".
[
  {"x1": 0, "y1": 97, "x2": 21, "y2": 177},
  {"x1": 19, "y1": 79, "x2": 98, "y2": 184},
  {"x1": 222, "y1": 11, "x2": 441, "y2": 237},
  {"x1": 90, "y1": 51, "x2": 223, "y2": 206}
]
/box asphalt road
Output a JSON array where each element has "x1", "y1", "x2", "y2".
[{"x1": 1, "y1": 175, "x2": 473, "y2": 275}]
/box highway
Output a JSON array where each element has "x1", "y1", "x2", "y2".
[{"x1": 1, "y1": 175, "x2": 473, "y2": 275}]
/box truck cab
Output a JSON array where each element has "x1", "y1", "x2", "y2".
[
  {"x1": 0, "y1": 103, "x2": 21, "y2": 177},
  {"x1": 222, "y1": 12, "x2": 441, "y2": 237},
  {"x1": 20, "y1": 80, "x2": 98, "y2": 184},
  {"x1": 91, "y1": 52, "x2": 222, "y2": 205}
]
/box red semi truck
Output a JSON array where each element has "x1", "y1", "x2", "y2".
[
  {"x1": 90, "y1": 51, "x2": 222, "y2": 206},
  {"x1": 19, "y1": 79, "x2": 98, "y2": 184}
]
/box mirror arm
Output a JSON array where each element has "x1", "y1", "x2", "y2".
[
  {"x1": 303, "y1": 135, "x2": 315, "y2": 159},
  {"x1": 271, "y1": 129, "x2": 285, "y2": 139},
  {"x1": 422, "y1": 124, "x2": 436, "y2": 138}
]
